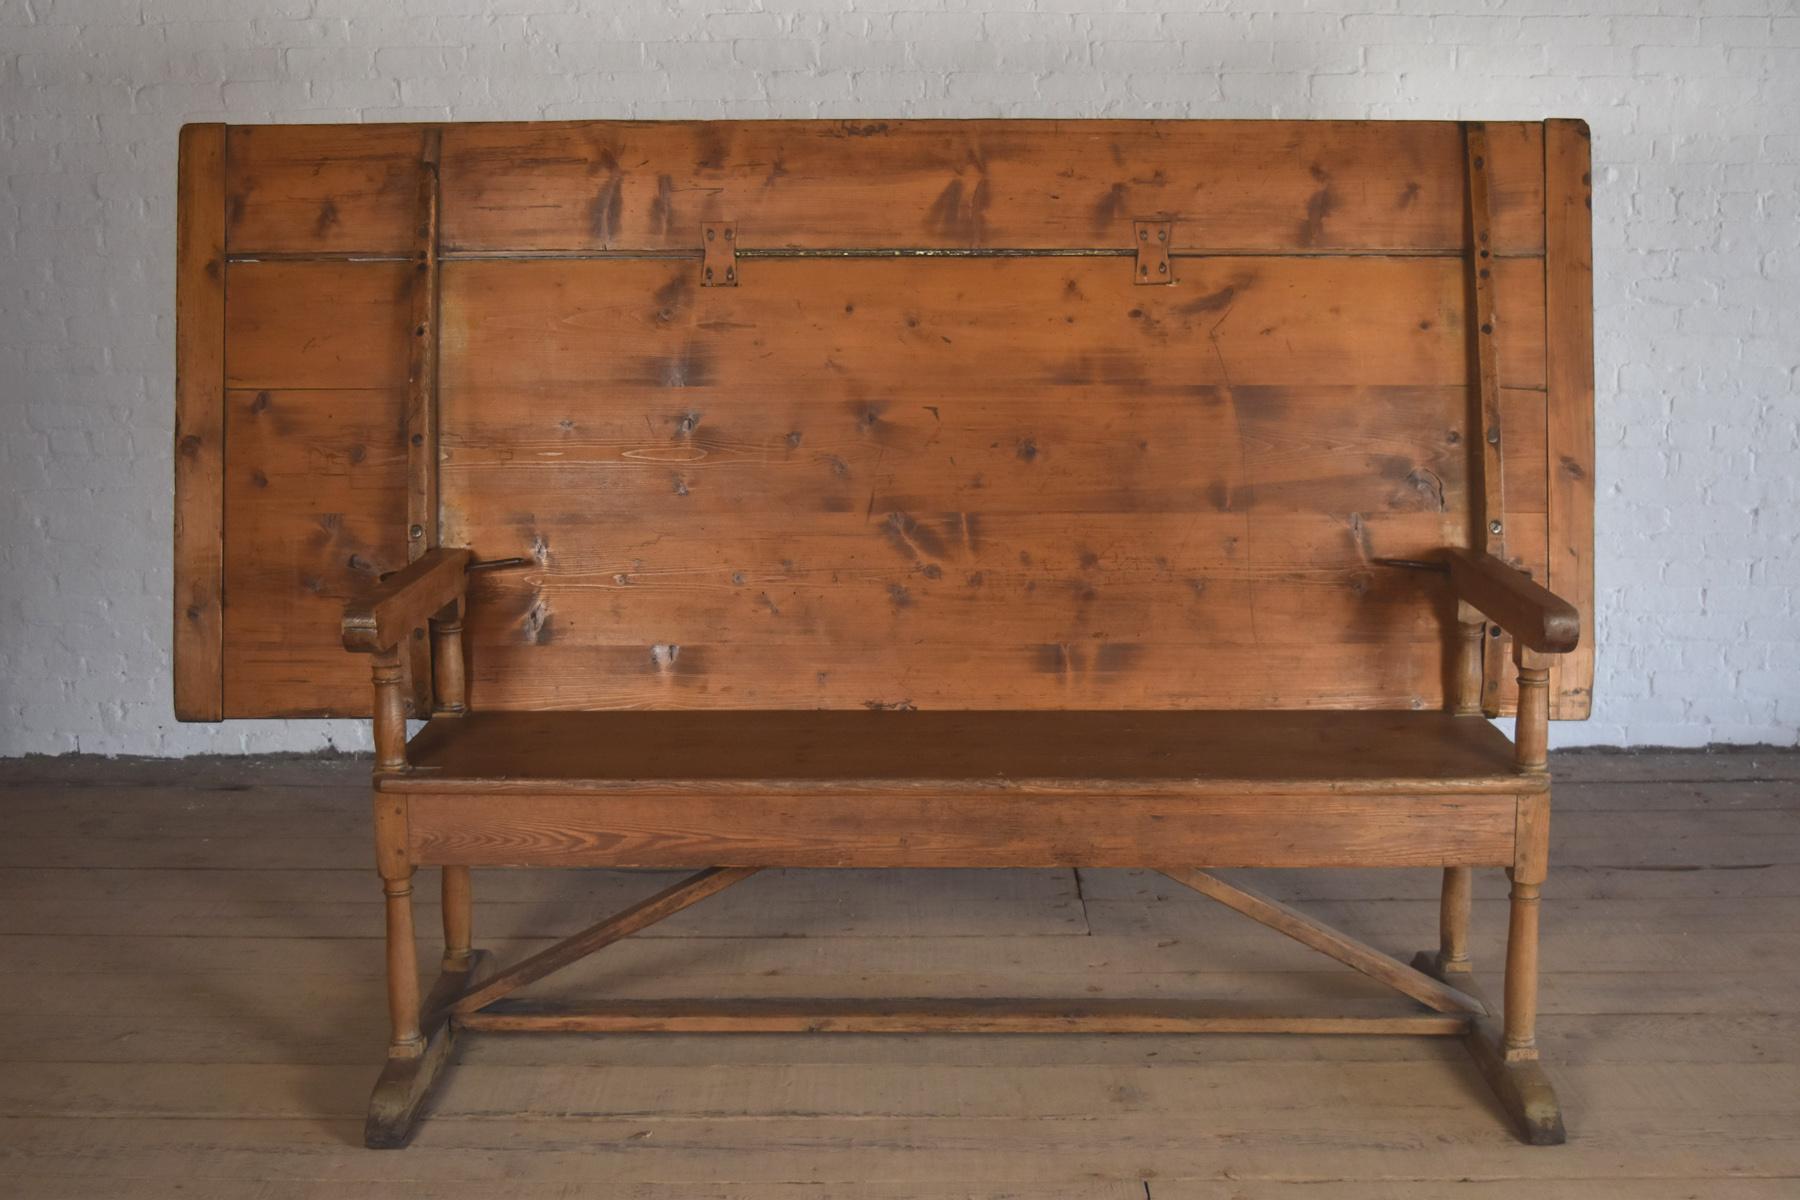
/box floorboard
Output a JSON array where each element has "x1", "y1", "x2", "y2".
[{"x1": 0, "y1": 749, "x2": 1795, "y2": 1196}]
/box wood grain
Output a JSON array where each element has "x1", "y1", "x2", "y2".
[
  {"x1": 221, "y1": 388, "x2": 407, "y2": 717},
  {"x1": 427, "y1": 120, "x2": 1547, "y2": 254},
  {"x1": 403, "y1": 788, "x2": 1521, "y2": 869},
  {"x1": 173, "y1": 123, "x2": 227, "y2": 721},
  {"x1": 225, "y1": 123, "x2": 428, "y2": 255},
  {"x1": 456, "y1": 999, "x2": 1472, "y2": 1037},
  {"x1": 439, "y1": 256, "x2": 1545, "y2": 392},
  {"x1": 434, "y1": 251, "x2": 1539, "y2": 712},
  {"x1": 225, "y1": 261, "x2": 412, "y2": 390},
  {"x1": 1543, "y1": 119, "x2": 1596, "y2": 720},
  {"x1": 387, "y1": 710, "x2": 1531, "y2": 794},
  {"x1": 190, "y1": 120, "x2": 1588, "y2": 720}
]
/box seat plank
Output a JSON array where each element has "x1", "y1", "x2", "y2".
[{"x1": 389, "y1": 710, "x2": 1527, "y2": 795}]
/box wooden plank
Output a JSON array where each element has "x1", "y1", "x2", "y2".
[
  {"x1": 1465, "y1": 123, "x2": 1509, "y2": 553},
  {"x1": 220, "y1": 388, "x2": 407, "y2": 717},
  {"x1": 5, "y1": 1112, "x2": 1799, "y2": 1191},
  {"x1": 440, "y1": 256, "x2": 1546, "y2": 394},
  {"x1": 434, "y1": 252, "x2": 1540, "y2": 712},
  {"x1": 403, "y1": 128, "x2": 444, "y2": 713},
  {"x1": 1466, "y1": 123, "x2": 1513, "y2": 715},
  {"x1": 224, "y1": 261, "x2": 411, "y2": 390},
  {"x1": 431, "y1": 120, "x2": 1546, "y2": 254},
  {"x1": 387, "y1": 710, "x2": 1527, "y2": 794},
  {"x1": 1161, "y1": 868, "x2": 1486, "y2": 1014},
  {"x1": 448, "y1": 509, "x2": 1458, "y2": 649},
  {"x1": 441, "y1": 384, "x2": 1479, "y2": 517},
  {"x1": 173, "y1": 123, "x2": 227, "y2": 721},
  {"x1": 456, "y1": 998, "x2": 1471, "y2": 1036},
  {"x1": 456, "y1": 639, "x2": 1456, "y2": 711},
  {"x1": 1544, "y1": 119, "x2": 1597, "y2": 720},
  {"x1": 224, "y1": 123, "x2": 428, "y2": 254},
  {"x1": 403, "y1": 789, "x2": 1519, "y2": 870}
]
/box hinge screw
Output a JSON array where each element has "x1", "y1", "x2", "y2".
[{"x1": 1489, "y1": 520, "x2": 1503, "y2": 534}]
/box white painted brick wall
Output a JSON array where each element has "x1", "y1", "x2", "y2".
[{"x1": 1, "y1": 0, "x2": 1795, "y2": 755}]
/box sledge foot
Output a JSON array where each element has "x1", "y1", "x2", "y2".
[
  {"x1": 365, "y1": 948, "x2": 493, "y2": 1149},
  {"x1": 1412, "y1": 950, "x2": 1566, "y2": 1146}
]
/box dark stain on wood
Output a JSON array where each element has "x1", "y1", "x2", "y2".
[
  {"x1": 650, "y1": 173, "x2": 676, "y2": 235},
  {"x1": 1180, "y1": 284, "x2": 1238, "y2": 318},
  {"x1": 1093, "y1": 642, "x2": 1143, "y2": 673},
  {"x1": 1300, "y1": 164, "x2": 1337, "y2": 247},
  {"x1": 652, "y1": 273, "x2": 689, "y2": 322},
  {"x1": 1092, "y1": 182, "x2": 1128, "y2": 232},
  {"x1": 588, "y1": 151, "x2": 625, "y2": 244},
  {"x1": 882, "y1": 511, "x2": 948, "y2": 562}
]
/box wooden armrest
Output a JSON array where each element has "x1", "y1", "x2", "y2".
[
  {"x1": 1443, "y1": 549, "x2": 1580, "y2": 654},
  {"x1": 342, "y1": 548, "x2": 473, "y2": 653}
]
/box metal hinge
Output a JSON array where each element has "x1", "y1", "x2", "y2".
[
  {"x1": 1134, "y1": 219, "x2": 1172, "y2": 285},
  {"x1": 702, "y1": 221, "x2": 737, "y2": 286}
]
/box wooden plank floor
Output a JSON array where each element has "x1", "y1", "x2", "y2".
[{"x1": 0, "y1": 749, "x2": 1797, "y2": 1198}]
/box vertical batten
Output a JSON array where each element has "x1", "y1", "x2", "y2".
[
  {"x1": 1463, "y1": 123, "x2": 1511, "y2": 718},
  {"x1": 1543, "y1": 120, "x2": 1597, "y2": 720},
  {"x1": 405, "y1": 127, "x2": 445, "y2": 714}
]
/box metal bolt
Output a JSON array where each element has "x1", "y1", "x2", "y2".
[
  {"x1": 724, "y1": 227, "x2": 734, "y2": 240},
  {"x1": 706, "y1": 227, "x2": 715, "y2": 240},
  {"x1": 1487, "y1": 428, "x2": 1500, "y2": 445},
  {"x1": 1158, "y1": 261, "x2": 1167, "y2": 274},
  {"x1": 1157, "y1": 228, "x2": 1167, "y2": 241},
  {"x1": 725, "y1": 267, "x2": 735, "y2": 282},
  {"x1": 1139, "y1": 229, "x2": 1148, "y2": 241},
  {"x1": 1489, "y1": 519, "x2": 1503, "y2": 535},
  {"x1": 705, "y1": 266, "x2": 713, "y2": 281},
  {"x1": 409, "y1": 524, "x2": 424, "y2": 538}
]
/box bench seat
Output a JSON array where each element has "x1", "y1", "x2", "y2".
[{"x1": 384, "y1": 711, "x2": 1540, "y2": 871}]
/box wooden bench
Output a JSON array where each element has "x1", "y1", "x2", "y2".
[{"x1": 173, "y1": 118, "x2": 1595, "y2": 1148}]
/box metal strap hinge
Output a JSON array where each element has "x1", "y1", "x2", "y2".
[
  {"x1": 1134, "y1": 219, "x2": 1172, "y2": 285},
  {"x1": 702, "y1": 221, "x2": 737, "y2": 286}
]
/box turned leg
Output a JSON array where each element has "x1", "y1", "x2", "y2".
[
  {"x1": 442, "y1": 865, "x2": 473, "y2": 972},
  {"x1": 366, "y1": 791, "x2": 489, "y2": 1148},
  {"x1": 1507, "y1": 643, "x2": 1551, "y2": 1060},
  {"x1": 382, "y1": 869, "x2": 425, "y2": 1054},
  {"x1": 1412, "y1": 636, "x2": 1564, "y2": 1145},
  {"x1": 1503, "y1": 868, "x2": 1542, "y2": 1060},
  {"x1": 374, "y1": 783, "x2": 425, "y2": 1058},
  {"x1": 1437, "y1": 866, "x2": 1473, "y2": 974}
]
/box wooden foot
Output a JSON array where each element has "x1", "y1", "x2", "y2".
[
  {"x1": 1412, "y1": 951, "x2": 1566, "y2": 1145},
  {"x1": 366, "y1": 948, "x2": 494, "y2": 1149}
]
